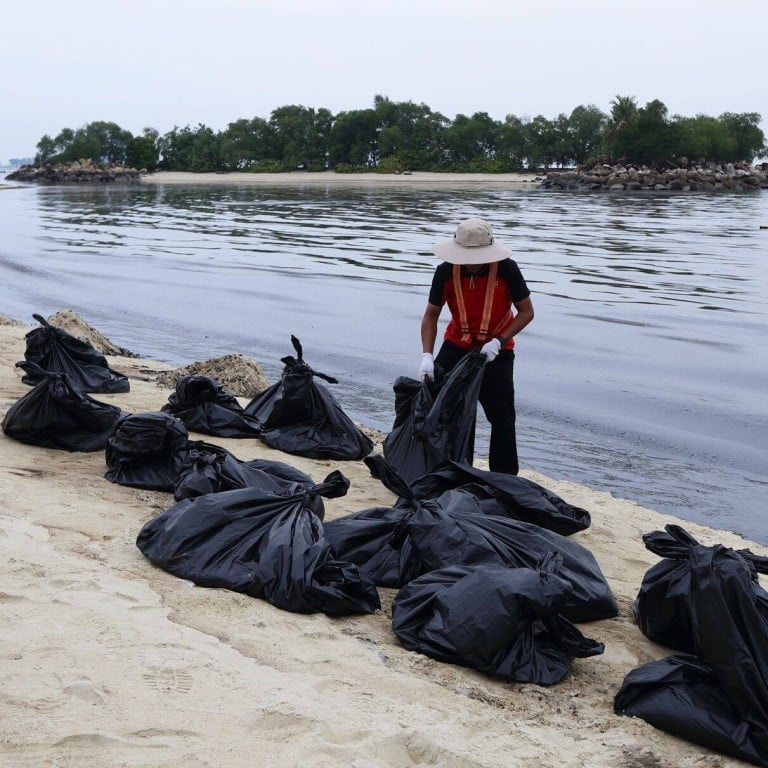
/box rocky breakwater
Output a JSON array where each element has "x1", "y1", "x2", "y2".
[
  {"x1": 6, "y1": 159, "x2": 142, "y2": 183},
  {"x1": 542, "y1": 160, "x2": 768, "y2": 192}
]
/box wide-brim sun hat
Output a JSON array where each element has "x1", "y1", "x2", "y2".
[{"x1": 432, "y1": 217, "x2": 511, "y2": 265}]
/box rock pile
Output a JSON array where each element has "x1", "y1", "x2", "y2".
[
  {"x1": 542, "y1": 160, "x2": 768, "y2": 192},
  {"x1": 6, "y1": 160, "x2": 142, "y2": 183}
]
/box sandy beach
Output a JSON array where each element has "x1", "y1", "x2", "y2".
[
  {"x1": 139, "y1": 170, "x2": 543, "y2": 188},
  {"x1": 0, "y1": 313, "x2": 763, "y2": 768}
]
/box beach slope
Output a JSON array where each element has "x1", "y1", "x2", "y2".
[{"x1": 0, "y1": 318, "x2": 761, "y2": 768}]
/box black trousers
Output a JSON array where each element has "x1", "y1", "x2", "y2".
[{"x1": 434, "y1": 340, "x2": 519, "y2": 475}]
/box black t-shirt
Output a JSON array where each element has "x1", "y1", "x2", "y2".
[{"x1": 428, "y1": 259, "x2": 530, "y2": 307}]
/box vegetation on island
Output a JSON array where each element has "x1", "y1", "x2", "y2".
[{"x1": 32, "y1": 95, "x2": 766, "y2": 174}]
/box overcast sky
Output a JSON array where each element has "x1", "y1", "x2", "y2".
[{"x1": 2, "y1": 0, "x2": 766, "y2": 161}]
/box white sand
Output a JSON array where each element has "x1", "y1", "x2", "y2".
[
  {"x1": 0, "y1": 318, "x2": 761, "y2": 767},
  {"x1": 139, "y1": 170, "x2": 542, "y2": 188}
]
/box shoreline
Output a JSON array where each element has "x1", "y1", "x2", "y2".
[
  {"x1": 0, "y1": 312, "x2": 763, "y2": 767},
  {"x1": 138, "y1": 170, "x2": 543, "y2": 187}
]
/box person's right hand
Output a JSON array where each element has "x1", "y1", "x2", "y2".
[{"x1": 418, "y1": 352, "x2": 434, "y2": 381}]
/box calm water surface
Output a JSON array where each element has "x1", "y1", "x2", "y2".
[{"x1": 1, "y1": 180, "x2": 767, "y2": 542}]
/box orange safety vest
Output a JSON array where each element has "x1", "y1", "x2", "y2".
[{"x1": 451, "y1": 263, "x2": 513, "y2": 345}]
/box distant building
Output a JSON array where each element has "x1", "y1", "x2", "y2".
[{"x1": 9, "y1": 157, "x2": 33, "y2": 168}]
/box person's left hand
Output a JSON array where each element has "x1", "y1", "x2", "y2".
[{"x1": 480, "y1": 337, "x2": 501, "y2": 362}]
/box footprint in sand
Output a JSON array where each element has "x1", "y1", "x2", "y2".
[{"x1": 141, "y1": 667, "x2": 194, "y2": 694}]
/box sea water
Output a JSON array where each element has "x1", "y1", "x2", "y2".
[{"x1": 1, "y1": 180, "x2": 766, "y2": 543}]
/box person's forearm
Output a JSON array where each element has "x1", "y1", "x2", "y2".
[
  {"x1": 498, "y1": 312, "x2": 532, "y2": 342},
  {"x1": 421, "y1": 316, "x2": 438, "y2": 353},
  {"x1": 497, "y1": 298, "x2": 534, "y2": 343}
]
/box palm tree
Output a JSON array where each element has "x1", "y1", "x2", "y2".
[{"x1": 609, "y1": 95, "x2": 638, "y2": 131}]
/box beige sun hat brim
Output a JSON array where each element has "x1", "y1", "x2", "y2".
[{"x1": 432, "y1": 239, "x2": 511, "y2": 265}]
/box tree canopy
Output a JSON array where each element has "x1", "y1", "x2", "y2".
[{"x1": 34, "y1": 95, "x2": 766, "y2": 173}]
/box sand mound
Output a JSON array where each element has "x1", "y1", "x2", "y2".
[
  {"x1": 155, "y1": 354, "x2": 271, "y2": 398},
  {"x1": 0, "y1": 313, "x2": 26, "y2": 327},
  {"x1": 47, "y1": 309, "x2": 136, "y2": 357}
]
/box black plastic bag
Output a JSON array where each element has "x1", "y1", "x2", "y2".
[
  {"x1": 136, "y1": 470, "x2": 381, "y2": 616},
  {"x1": 324, "y1": 504, "x2": 420, "y2": 588},
  {"x1": 22, "y1": 313, "x2": 129, "y2": 394},
  {"x1": 392, "y1": 555, "x2": 604, "y2": 685},
  {"x1": 383, "y1": 352, "x2": 485, "y2": 484},
  {"x1": 333, "y1": 455, "x2": 618, "y2": 622},
  {"x1": 161, "y1": 375, "x2": 261, "y2": 437},
  {"x1": 632, "y1": 524, "x2": 768, "y2": 653},
  {"x1": 104, "y1": 411, "x2": 189, "y2": 491},
  {"x1": 407, "y1": 460, "x2": 591, "y2": 536},
  {"x1": 616, "y1": 527, "x2": 768, "y2": 765},
  {"x1": 615, "y1": 655, "x2": 768, "y2": 766},
  {"x1": 2, "y1": 362, "x2": 122, "y2": 451},
  {"x1": 174, "y1": 440, "x2": 324, "y2": 517},
  {"x1": 243, "y1": 335, "x2": 373, "y2": 460}
]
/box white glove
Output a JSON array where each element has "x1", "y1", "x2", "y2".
[
  {"x1": 418, "y1": 352, "x2": 434, "y2": 381},
  {"x1": 480, "y1": 337, "x2": 502, "y2": 362}
]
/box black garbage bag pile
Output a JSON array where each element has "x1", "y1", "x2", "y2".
[
  {"x1": 136, "y1": 470, "x2": 381, "y2": 616},
  {"x1": 161, "y1": 374, "x2": 261, "y2": 437},
  {"x1": 327, "y1": 456, "x2": 618, "y2": 622},
  {"x1": 392, "y1": 554, "x2": 604, "y2": 685},
  {"x1": 408, "y1": 460, "x2": 591, "y2": 536},
  {"x1": 615, "y1": 524, "x2": 768, "y2": 766},
  {"x1": 243, "y1": 335, "x2": 373, "y2": 460},
  {"x1": 2, "y1": 361, "x2": 122, "y2": 452},
  {"x1": 383, "y1": 351, "x2": 485, "y2": 484},
  {"x1": 632, "y1": 524, "x2": 768, "y2": 653},
  {"x1": 174, "y1": 440, "x2": 324, "y2": 518},
  {"x1": 104, "y1": 411, "x2": 189, "y2": 491},
  {"x1": 21, "y1": 313, "x2": 129, "y2": 394}
]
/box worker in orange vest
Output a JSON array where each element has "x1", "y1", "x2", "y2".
[{"x1": 418, "y1": 218, "x2": 534, "y2": 475}]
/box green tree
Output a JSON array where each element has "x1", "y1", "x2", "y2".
[
  {"x1": 609, "y1": 99, "x2": 677, "y2": 166},
  {"x1": 496, "y1": 115, "x2": 526, "y2": 169},
  {"x1": 219, "y1": 117, "x2": 276, "y2": 169},
  {"x1": 444, "y1": 112, "x2": 501, "y2": 162},
  {"x1": 566, "y1": 104, "x2": 608, "y2": 164},
  {"x1": 125, "y1": 127, "x2": 160, "y2": 170},
  {"x1": 673, "y1": 115, "x2": 735, "y2": 163},
  {"x1": 327, "y1": 108, "x2": 379, "y2": 167},
  {"x1": 35, "y1": 134, "x2": 56, "y2": 163},
  {"x1": 524, "y1": 115, "x2": 559, "y2": 170},
  {"x1": 83, "y1": 121, "x2": 133, "y2": 162},
  {"x1": 374, "y1": 95, "x2": 448, "y2": 169},
  {"x1": 269, "y1": 105, "x2": 332, "y2": 170},
  {"x1": 158, "y1": 124, "x2": 222, "y2": 171},
  {"x1": 718, "y1": 112, "x2": 766, "y2": 163}
]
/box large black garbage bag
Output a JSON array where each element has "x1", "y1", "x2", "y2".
[
  {"x1": 2, "y1": 362, "x2": 122, "y2": 451},
  {"x1": 408, "y1": 460, "x2": 591, "y2": 536},
  {"x1": 383, "y1": 351, "x2": 485, "y2": 484},
  {"x1": 136, "y1": 470, "x2": 381, "y2": 616},
  {"x1": 22, "y1": 313, "x2": 129, "y2": 394},
  {"x1": 161, "y1": 375, "x2": 261, "y2": 437},
  {"x1": 324, "y1": 505, "x2": 420, "y2": 588},
  {"x1": 105, "y1": 411, "x2": 189, "y2": 491},
  {"x1": 616, "y1": 527, "x2": 768, "y2": 765},
  {"x1": 405, "y1": 493, "x2": 617, "y2": 623},
  {"x1": 173, "y1": 440, "x2": 324, "y2": 516},
  {"x1": 632, "y1": 524, "x2": 768, "y2": 653},
  {"x1": 344, "y1": 455, "x2": 617, "y2": 621},
  {"x1": 614, "y1": 655, "x2": 768, "y2": 766},
  {"x1": 392, "y1": 555, "x2": 604, "y2": 685},
  {"x1": 243, "y1": 335, "x2": 373, "y2": 460}
]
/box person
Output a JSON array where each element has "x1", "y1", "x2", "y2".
[{"x1": 418, "y1": 217, "x2": 534, "y2": 475}]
